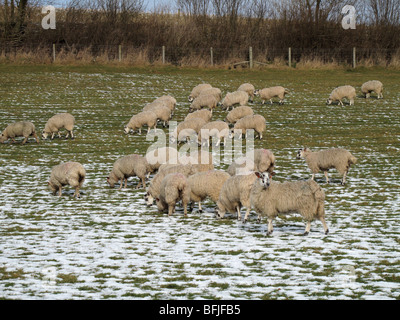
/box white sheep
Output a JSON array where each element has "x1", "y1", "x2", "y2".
[
  {"x1": 232, "y1": 114, "x2": 266, "y2": 139},
  {"x1": 170, "y1": 118, "x2": 207, "y2": 143},
  {"x1": 189, "y1": 94, "x2": 219, "y2": 113},
  {"x1": 143, "y1": 103, "x2": 172, "y2": 127},
  {"x1": 198, "y1": 87, "x2": 222, "y2": 103},
  {"x1": 48, "y1": 161, "x2": 86, "y2": 198},
  {"x1": 188, "y1": 83, "x2": 213, "y2": 102},
  {"x1": 153, "y1": 95, "x2": 177, "y2": 115},
  {"x1": 227, "y1": 149, "x2": 275, "y2": 176},
  {"x1": 156, "y1": 172, "x2": 191, "y2": 216},
  {"x1": 254, "y1": 86, "x2": 289, "y2": 105},
  {"x1": 297, "y1": 147, "x2": 357, "y2": 185},
  {"x1": 250, "y1": 171, "x2": 329, "y2": 236},
  {"x1": 184, "y1": 109, "x2": 212, "y2": 123},
  {"x1": 237, "y1": 83, "x2": 255, "y2": 102},
  {"x1": 216, "y1": 172, "x2": 258, "y2": 222},
  {"x1": 145, "y1": 146, "x2": 180, "y2": 173},
  {"x1": 124, "y1": 111, "x2": 158, "y2": 134},
  {"x1": 187, "y1": 170, "x2": 230, "y2": 212},
  {"x1": 107, "y1": 154, "x2": 151, "y2": 189},
  {"x1": 221, "y1": 91, "x2": 249, "y2": 111},
  {"x1": 326, "y1": 85, "x2": 356, "y2": 106},
  {"x1": 361, "y1": 80, "x2": 383, "y2": 99},
  {"x1": 0, "y1": 121, "x2": 39, "y2": 144},
  {"x1": 225, "y1": 106, "x2": 254, "y2": 124},
  {"x1": 198, "y1": 120, "x2": 230, "y2": 147},
  {"x1": 42, "y1": 113, "x2": 75, "y2": 140}
]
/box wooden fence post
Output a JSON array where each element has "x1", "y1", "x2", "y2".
[
  {"x1": 353, "y1": 47, "x2": 356, "y2": 68},
  {"x1": 288, "y1": 47, "x2": 292, "y2": 67},
  {"x1": 210, "y1": 47, "x2": 214, "y2": 66},
  {"x1": 249, "y1": 46, "x2": 253, "y2": 68},
  {"x1": 162, "y1": 46, "x2": 165, "y2": 64},
  {"x1": 52, "y1": 43, "x2": 56, "y2": 62},
  {"x1": 118, "y1": 44, "x2": 122, "y2": 62}
]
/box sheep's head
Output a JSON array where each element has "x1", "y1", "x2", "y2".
[
  {"x1": 253, "y1": 89, "x2": 260, "y2": 97},
  {"x1": 48, "y1": 181, "x2": 57, "y2": 194},
  {"x1": 0, "y1": 134, "x2": 6, "y2": 143},
  {"x1": 42, "y1": 130, "x2": 49, "y2": 139},
  {"x1": 145, "y1": 191, "x2": 154, "y2": 206},
  {"x1": 326, "y1": 98, "x2": 333, "y2": 105},
  {"x1": 188, "y1": 96, "x2": 194, "y2": 102},
  {"x1": 107, "y1": 176, "x2": 117, "y2": 188},
  {"x1": 255, "y1": 171, "x2": 275, "y2": 189},
  {"x1": 296, "y1": 147, "x2": 311, "y2": 159},
  {"x1": 215, "y1": 201, "x2": 225, "y2": 219},
  {"x1": 123, "y1": 126, "x2": 130, "y2": 134}
]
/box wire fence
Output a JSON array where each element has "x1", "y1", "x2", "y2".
[{"x1": 1, "y1": 43, "x2": 399, "y2": 67}]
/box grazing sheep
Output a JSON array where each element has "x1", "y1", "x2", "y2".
[
  {"x1": 107, "y1": 154, "x2": 151, "y2": 189},
  {"x1": 232, "y1": 114, "x2": 266, "y2": 139},
  {"x1": 124, "y1": 111, "x2": 158, "y2": 134},
  {"x1": 170, "y1": 118, "x2": 207, "y2": 143},
  {"x1": 254, "y1": 86, "x2": 289, "y2": 105},
  {"x1": 156, "y1": 173, "x2": 191, "y2": 216},
  {"x1": 221, "y1": 91, "x2": 249, "y2": 111},
  {"x1": 326, "y1": 85, "x2": 356, "y2": 106},
  {"x1": 184, "y1": 109, "x2": 212, "y2": 123},
  {"x1": 48, "y1": 162, "x2": 86, "y2": 198},
  {"x1": 237, "y1": 83, "x2": 255, "y2": 102},
  {"x1": 188, "y1": 83, "x2": 213, "y2": 102},
  {"x1": 143, "y1": 103, "x2": 172, "y2": 127},
  {"x1": 216, "y1": 172, "x2": 258, "y2": 222},
  {"x1": 250, "y1": 171, "x2": 329, "y2": 236},
  {"x1": 361, "y1": 80, "x2": 384, "y2": 99},
  {"x1": 42, "y1": 113, "x2": 75, "y2": 140},
  {"x1": 198, "y1": 87, "x2": 222, "y2": 103},
  {"x1": 153, "y1": 95, "x2": 177, "y2": 115},
  {"x1": 145, "y1": 146, "x2": 180, "y2": 173},
  {"x1": 198, "y1": 120, "x2": 230, "y2": 147},
  {"x1": 0, "y1": 121, "x2": 39, "y2": 144},
  {"x1": 189, "y1": 94, "x2": 219, "y2": 113},
  {"x1": 227, "y1": 149, "x2": 275, "y2": 176},
  {"x1": 297, "y1": 147, "x2": 357, "y2": 185},
  {"x1": 225, "y1": 106, "x2": 254, "y2": 124},
  {"x1": 187, "y1": 170, "x2": 230, "y2": 212}
]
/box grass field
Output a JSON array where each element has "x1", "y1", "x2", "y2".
[{"x1": 0, "y1": 65, "x2": 399, "y2": 299}]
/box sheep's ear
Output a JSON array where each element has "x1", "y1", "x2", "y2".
[
  {"x1": 255, "y1": 172, "x2": 262, "y2": 178},
  {"x1": 155, "y1": 198, "x2": 160, "y2": 202},
  {"x1": 269, "y1": 172, "x2": 276, "y2": 177}
]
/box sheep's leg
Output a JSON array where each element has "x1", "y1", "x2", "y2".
[
  {"x1": 198, "y1": 202, "x2": 203, "y2": 213},
  {"x1": 311, "y1": 173, "x2": 315, "y2": 181},
  {"x1": 267, "y1": 218, "x2": 274, "y2": 235},
  {"x1": 22, "y1": 136, "x2": 28, "y2": 145},
  {"x1": 119, "y1": 179, "x2": 123, "y2": 189},
  {"x1": 124, "y1": 178, "x2": 128, "y2": 188},
  {"x1": 70, "y1": 131, "x2": 74, "y2": 139},
  {"x1": 168, "y1": 205, "x2": 174, "y2": 216},
  {"x1": 183, "y1": 202, "x2": 188, "y2": 217},
  {"x1": 243, "y1": 207, "x2": 251, "y2": 223},
  {"x1": 11, "y1": 137, "x2": 16, "y2": 143},
  {"x1": 74, "y1": 187, "x2": 80, "y2": 199},
  {"x1": 324, "y1": 171, "x2": 330, "y2": 184},
  {"x1": 58, "y1": 187, "x2": 62, "y2": 197},
  {"x1": 320, "y1": 217, "x2": 329, "y2": 235},
  {"x1": 236, "y1": 206, "x2": 242, "y2": 221},
  {"x1": 33, "y1": 133, "x2": 40, "y2": 143},
  {"x1": 341, "y1": 171, "x2": 347, "y2": 186},
  {"x1": 57, "y1": 132, "x2": 61, "y2": 138},
  {"x1": 257, "y1": 214, "x2": 262, "y2": 223},
  {"x1": 304, "y1": 221, "x2": 311, "y2": 236},
  {"x1": 269, "y1": 99, "x2": 273, "y2": 104}
]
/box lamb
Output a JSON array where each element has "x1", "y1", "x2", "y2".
[
  {"x1": 225, "y1": 106, "x2": 254, "y2": 124},
  {"x1": 142, "y1": 103, "x2": 172, "y2": 127},
  {"x1": 250, "y1": 171, "x2": 329, "y2": 236},
  {"x1": 156, "y1": 173, "x2": 191, "y2": 216},
  {"x1": 0, "y1": 121, "x2": 39, "y2": 144},
  {"x1": 187, "y1": 170, "x2": 230, "y2": 212},
  {"x1": 48, "y1": 161, "x2": 86, "y2": 198},
  {"x1": 227, "y1": 149, "x2": 275, "y2": 176},
  {"x1": 232, "y1": 114, "x2": 266, "y2": 139},
  {"x1": 107, "y1": 154, "x2": 151, "y2": 189},
  {"x1": 170, "y1": 118, "x2": 207, "y2": 143},
  {"x1": 198, "y1": 120, "x2": 230, "y2": 147},
  {"x1": 220, "y1": 91, "x2": 249, "y2": 111},
  {"x1": 237, "y1": 83, "x2": 255, "y2": 103},
  {"x1": 153, "y1": 95, "x2": 177, "y2": 115},
  {"x1": 361, "y1": 80, "x2": 384, "y2": 99},
  {"x1": 42, "y1": 113, "x2": 75, "y2": 140},
  {"x1": 297, "y1": 147, "x2": 357, "y2": 185},
  {"x1": 188, "y1": 83, "x2": 213, "y2": 102},
  {"x1": 326, "y1": 85, "x2": 356, "y2": 106},
  {"x1": 254, "y1": 86, "x2": 289, "y2": 105},
  {"x1": 124, "y1": 111, "x2": 158, "y2": 134},
  {"x1": 189, "y1": 94, "x2": 219, "y2": 113},
  {"x1": 198, "y1": 87, "x2": 222, "y2": 103},
  {"x1": 216, "y1": 172, "x2": 258, "y2": 222},
  {"x1": 184, "y1": 109, "x2": 212, "y2": 123}
]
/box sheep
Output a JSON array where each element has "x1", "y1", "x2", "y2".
[
  {"x1": 250, "y1": 171, "x2": 329, "y2": 236},
  {"x1": 297, "y1": 147, "x2": 357, "y2": 185},
  {"x1": 124, "y1": 111, "x2": 158, "y2": 134},
  {"x1": 145, "y1": 146, "x2": 180, "y2": 173},
  {"x1": 153, "y1": 95, "x2": 177, "y2": 115},
  {"x1": 220, "y1": 91, "x2": 249, "y2": 111},
  {"x1": 188, "y1": 83, "x2": 213, "y2": 102},
  {"x1": 143, "y1": 103, "x2": 172, "y2": 127},
  {"x1": 227, "y1": 149, "x2": 275, "y2": 176},
  {"x1": 184, "y1": 109, "x2": 212, "y2": 123},
  {"x1": 48, "y1": 161, "x2": 86, "y2": 198},
  {"x1": 198, "y1": 120, "x2": 230, "y2": 147},
  {"x1": 225, "y1": 106, "x2": 254, "y2": 124},
  {"x1": 42, "y1": 113, "x2": 75, "y2": 140},
  {"x1": 107, "y1": 154, "x2": 151, "y2": 189},
  {"x1": 187, "y1": 170, "x2": 230, "y2": 212},
  {"x1": 189, "y1": 94, "x2": 219, "y2": 113},
  {"x1": 198, "y1": 87, "x2": 222, "y2": 103},
  {"x1": 170, "y1": 118, "x2": 207, "y2": 143},
  {"x1": 0, "y1": 121, "x2": 39, "y2": 144},
  {"x1": 361, "y1": 80, "x2": 384, "y2": 99},
  {"x1": 254, "y1": 86, "x2": 289, "y2": 105},
  {"x1": 216, "y1": 172, "x2": 258, "y2": 222},
  {"x1": 232, "y1": 114, "x2": 266, "y2": 139},
  {"x1": 237, "y1": 83, "x2": 255, "y2": 103},
  {"x1": 155, "y1": 173, "x2": 191, "y2": 216},
  {"x1": 326, "y1": 85, "x2": 356, "y2": 106}
]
